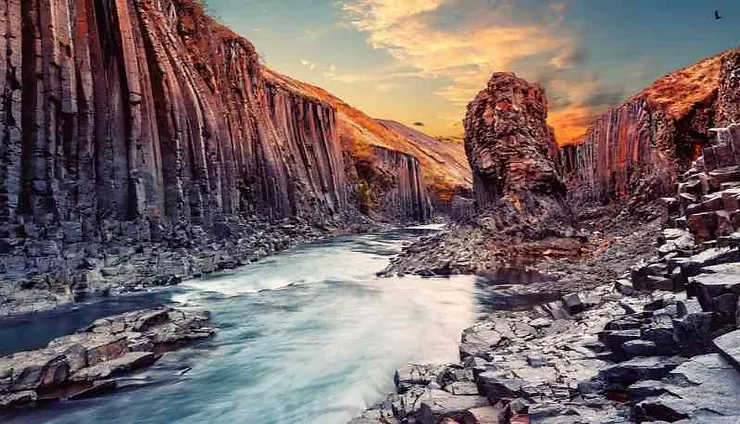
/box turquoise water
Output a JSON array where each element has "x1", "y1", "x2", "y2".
[{"x1": 3, "y1": 227, "x2": 486, "y2": 424}]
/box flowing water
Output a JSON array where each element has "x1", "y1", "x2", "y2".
[{"x1": 3, "y1": 227, "x2": 489, "y2": 424}]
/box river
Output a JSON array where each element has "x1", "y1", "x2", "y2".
[{"x1": 2, "y1": 226, "x2": 489, "y2": 424}]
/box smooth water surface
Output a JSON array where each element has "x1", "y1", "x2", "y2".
[{"x1": 4, "y1": 228, "x2": 487, "y2": 424}]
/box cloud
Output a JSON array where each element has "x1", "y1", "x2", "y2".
[
  {"x1": 305, "y1": 27, "x2": 332, "y2": 40},
  {"x1": 581, "y1": 89, "x2": 626, "y2": 108},
  {"x1": 375, "y1": 82, "x2": 400, "y2": 92},
  {"x1": 340, "y1": 0, "x2": 570, "y2": 102},
  {"x1": 338, "y1": 0, "x2": 625, "y2": 143}
]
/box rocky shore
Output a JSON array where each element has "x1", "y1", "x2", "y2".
[
  {"x1": 352, "y1": 224, "x2": 740, "y2": 423},
  {"x1": 0, "y1": 215, "x2": 375, "y2": 318},
  {"x1": 0, "y1": 307, "x2": 215, "y2": 409}
]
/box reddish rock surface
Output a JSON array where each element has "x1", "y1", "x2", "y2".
[
  {"x1": 260, "y1": 70, "x2": 436, "y2": 222},
  {"x1": 561, "y1": 49, "x2": 740, "y2": 206},
  {"x1": 0, "y1": 0, "x2": 441, "y2": 238},
  {"x1": 464, "y1": 72, "x2": 572, "y2": 236},
  {"x1": 0, "y1": 0, "x2": 439, "y2": 313}
]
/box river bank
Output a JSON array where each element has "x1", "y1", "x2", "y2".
[
  {"x1": 0, "y1": 227, "x2": 485, "y2": 423},
  {"x1": 353, "y1": 221, "x2": 740, "y2": 423},
  {"x1": 0, "y1": 214, "x2": 380, "y2": 318}
]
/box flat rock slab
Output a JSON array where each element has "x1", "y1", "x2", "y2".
[
  {"x1": 395, "y1": 364, "x2": 444, "y2": 393},
  {"x1": 634, "y1": 353, "x2": 740, "y2": 421},
  {"x1": 418, "y1": 389, "x2": 489, "y2": 424},
  {"x1": 0, "y1": 307, "x2": 214, "y2": 408},
  {"x1": 713, "y1": 329, "x2": 740, "y2": 372},
  {"x1": 597, "y1": 356, "x2": 685, "y2": 386}
]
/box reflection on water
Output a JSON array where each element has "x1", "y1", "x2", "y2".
[{"x1": 2, "y1": 227, "x2": 487, "y2": 424}]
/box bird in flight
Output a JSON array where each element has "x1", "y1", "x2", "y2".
[{"x1": 715, "y1": 10, "x2": 722, "y2": 20}]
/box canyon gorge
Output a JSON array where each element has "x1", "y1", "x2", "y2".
[
  {"x1": 1, "y1": 0, "x2": 740, "y2": 423},
  {"x1": 0, "y1": 0, "x2": 470, "y2": 315}
]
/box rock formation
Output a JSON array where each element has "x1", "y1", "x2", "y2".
[
  {"x1": 368, "y1": 146, "x2": 432, "y2": 223},
  {"x1": 260, "y1": 70, "x2": 438, "y2": 222},
  {"x1": 561, "y1": 49, "x2": 740, "y2": 207},
  {"x1": 464, "y1": 72, "x2": 572, "y2": 236},
  {"x1": 0, "y1": 0, "x2": 347, "y2": 238},
  {"x1": 0, "y1": 307, "x2": 214, "y2": 408},
  {"x1": 376, "y1": 120, "x2": 473, "y2": 212}
]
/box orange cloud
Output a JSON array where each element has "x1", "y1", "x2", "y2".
[
  {"x1": 548, "y1": 105, "x2": 599, "y2": 145},
  {"x1": 339, "y1": 0, "x2": 619, "y2": 142}
]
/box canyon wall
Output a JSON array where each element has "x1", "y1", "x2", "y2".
[
  {"x1": 259, "y1": 69, "x2": 435, "y2": 222},
  {"x1": 0, "y1": 0, "x2": 350, "y2": 247},
  {"x1": 369, "y1": 146, "x2": 432, "y2": 223},
  {"x1": 0, "y1": 0, "x2": 435, "y2": 311},
  {"x1": 261, "y1": 70, "x2": 469, "y2": 215},
  {"x1": 561, "y1": 49, "x2": 740, "y2": 206}
]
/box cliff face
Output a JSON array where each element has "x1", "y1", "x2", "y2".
[
  {"x1": 376, "y1": 120, "x2": 473, "y2": 210},
  {"x1": 368, "y1": 146, "x2": 431, "y2": 222},
  {"x1": 0, "y1": 0, "x2": 351, "y2": 246},
  {"x1": 261, "y1": 70, "x2": 471, "y2": 215},
  {"x1": 561, "y1": 49, "x2": 740, "y2": 206},
  {"x1": 464, "y1": 72, "x2": 572, "y2": 236},
  {"x1": 259, "y1": 69, "x2": 434, "y2": 222}
]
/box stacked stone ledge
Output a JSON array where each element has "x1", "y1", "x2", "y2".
[{"x1": 667, "y1": 123, "x2": 740, "y2": 242}]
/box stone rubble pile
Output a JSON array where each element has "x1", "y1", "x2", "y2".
[
  {"x1": 352, "y1": 272, "x2": 740, "y2": 423},
  {"x1": 667, "y1": 123, "x2": 740, "y2": 243},
  {"x1": 0, "y1": 308, "x2": 214, "y2": 408}
]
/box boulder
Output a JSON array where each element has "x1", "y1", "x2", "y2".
[
  {"x1": 460, "y1": 322, "x2": 507, "y2": 359},
  {"x1": 713, "y1": 329, "x2": 740, "y2": 372},
  {"x1": 476, "y1": 372, "x2": 524, "y2": 401},
  {"x1": 395, "y1": 364, "x2": 444, "y2": 393},
  {"x1": 597, "y1": 356, "x2": 685, "y2": 386},
  {"x1": 634, "y1": 354, "x2": 740, "y2": 421},
  {"x1": 463, "y1": 406, "x2": 507, "y2": 424},
  {"x1": 417, "y1": 389, "x2": 489, "y2": 424}
]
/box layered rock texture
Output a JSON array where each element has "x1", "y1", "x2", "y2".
[
  {"x1": 1, "y1": 0, "x2": 351, "y2": 235},
  {"x1": 0, "y1": 307, "x2": 214, "y2": 408},
  {"x1": 376, "y1": 120, "x2": 473, "y2": 211},
  {"x1": 561, "y1": 49, "x2": 740, "y2": 206},
  {"x1": 464, "y1": 72, "x2": 573, "y2": 236}
]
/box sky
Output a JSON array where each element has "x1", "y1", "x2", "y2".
[{"x1": 204, "y1": 0, "x2": 740, "y2": 143}]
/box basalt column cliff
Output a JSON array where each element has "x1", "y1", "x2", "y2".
[
  {"x1": 0, "y1": 0, "x2": 347, "y2": 238},
  {"x1": 561, "y1": 49, "x2": 740, "y2": 207}
]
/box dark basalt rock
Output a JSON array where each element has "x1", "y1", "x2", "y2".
[
  {"x1": 634, "y1": 353, "x2": 740, "y2": 422},
  {"x1": 597, "y1": 356, "x2": 686, "y2": 386},
  {"x1": 560, "y1": 49, "x2": 740, "y2": 208},
  {"x1": 0, "y1": 307, "x2": 214, "y2": 408},
  {"x1": 0, "y1": 0, "x2": 433, "y2": 316}
]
